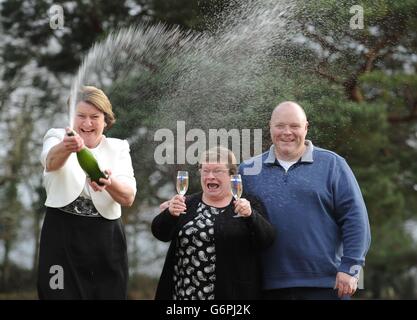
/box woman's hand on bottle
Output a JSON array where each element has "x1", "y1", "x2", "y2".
[
  {"x1": 89, "y1": 169, "x2": 112, "y2": 192},
  {"x1": 63, "y1": 127, "x2": 84, "y2": 153}
]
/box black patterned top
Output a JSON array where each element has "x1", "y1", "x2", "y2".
[
  {"x1": 58, "y1": 196, "x2": 100, "y2": 217},
  {"x1": 172, "y1": 202, "x2": 224, "y2": 300}
]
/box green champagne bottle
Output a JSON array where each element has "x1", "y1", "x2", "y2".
[{"x1": 67, "y1": 130, "x2": 108, "y2": 186}]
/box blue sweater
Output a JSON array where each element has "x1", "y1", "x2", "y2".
[{"x1": 239, "y1": 141, "x2": 371, "y2": 290}]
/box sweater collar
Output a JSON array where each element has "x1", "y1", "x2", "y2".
[{"x1": 264, "y1": 140, "x2": 314, "y2": 165}]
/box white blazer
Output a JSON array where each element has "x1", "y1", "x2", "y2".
[{"x1": 40, "y1": 128, "x2": 137, "y2": 220}]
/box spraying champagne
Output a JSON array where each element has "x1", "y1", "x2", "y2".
[{"x1": 67, "y1": 129, "x2": 108, "y2": 185}]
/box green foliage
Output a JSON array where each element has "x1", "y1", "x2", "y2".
[
  {"x1": 1, "y1": 0, "x2": 417, "y2": 299},
  {"x1": 150, "y1": 0, "x2": 202, "y2": 30},
  {"x1": 289, "y1": 0, "x2": 417, "y2": 298}
]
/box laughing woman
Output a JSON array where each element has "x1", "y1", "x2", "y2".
[
  {"x1": 38, "y1": 86, "x2": 136, "y2": 299},
  {"x1": 152, "y1": 146, "x2": 275, "y2": 300}
]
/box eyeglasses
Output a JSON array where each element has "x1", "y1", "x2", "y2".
[{"x1": 199, "y1": 168, "x2": 229, "y2": 177}]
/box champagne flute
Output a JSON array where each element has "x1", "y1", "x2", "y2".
[
  {"x1": 230, "y1": 174, "x2": 243, "y2": 218},
  {"x1": 176, "y1": 171, "x2": 189, "y2": 214}
]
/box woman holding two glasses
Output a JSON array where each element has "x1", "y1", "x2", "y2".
[{"x1": 152, "y1": 146, "x2": 275, "y2": 300}]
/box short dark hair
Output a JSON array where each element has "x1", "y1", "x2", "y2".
[{"x1": 198, "y1": 146, "x2": 238, "y2": 175}]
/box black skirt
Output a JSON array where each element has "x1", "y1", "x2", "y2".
[{"x1": 37, "y1": 207, "x2": 128, "y2": 300}]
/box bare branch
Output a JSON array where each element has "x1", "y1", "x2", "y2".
[
  {"x1": 315, "y1": 59, "x2": 343, "y2": 84},
  {"x1": 301, "y1": 25, "x2": 341, "y2": 54}
]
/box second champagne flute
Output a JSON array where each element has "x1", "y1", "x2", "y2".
[
  {"x1": 230, "y1": 174, "x2": 243, "y2": 218},
  {"x1": 176, "y1": 171, "x2": 189, "y2": 214}
]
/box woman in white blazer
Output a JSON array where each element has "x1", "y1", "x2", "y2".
[{"x1": 37, "y1": 86, "x2": 137, "y2": 299}]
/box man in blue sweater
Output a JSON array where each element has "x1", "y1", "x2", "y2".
[{"x1": 239, "y1": 101, "x2": 371, "y2": 300}]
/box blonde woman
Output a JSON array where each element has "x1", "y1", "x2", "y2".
[{"x1": 38, "y1": 86, "x2": 136, "y2": 299}]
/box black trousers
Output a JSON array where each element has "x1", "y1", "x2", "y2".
[
  {"x1": 37, "y1": 207, "x2": 128, "y2": 300},
  {"x1": 262, "y1": 287, "x2": 351, "y2": 300}
]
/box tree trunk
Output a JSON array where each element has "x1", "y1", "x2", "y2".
[
  {"x1": 344, "y1": 77, "x2": 364, "y2": 103},
  {"x1": 1, "y1": 239, "x2": 11, "y2": 290}
]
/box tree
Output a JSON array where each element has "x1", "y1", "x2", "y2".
[{"x1": 2, "y1": 0, "x2": 417, "y2": 299}]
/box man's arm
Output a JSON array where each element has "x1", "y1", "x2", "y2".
[{"x1": 333, "y1": 158, "x2": 371, "y2": 296}]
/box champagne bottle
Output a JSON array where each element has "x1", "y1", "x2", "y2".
[{"x1": 67, "y1": 130, "x2": 108, "y2": 185}]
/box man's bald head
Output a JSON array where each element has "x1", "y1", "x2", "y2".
[{"x1": 271, "y1": 101, "x2": 307, "y2": 123}]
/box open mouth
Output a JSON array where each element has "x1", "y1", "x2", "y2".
[
  {"x1": 80, "y1": 129, "x2": 95, "y2": 134},
  {"x1": 207, "y1": 183, "x2": 219, "y2": 190}
]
